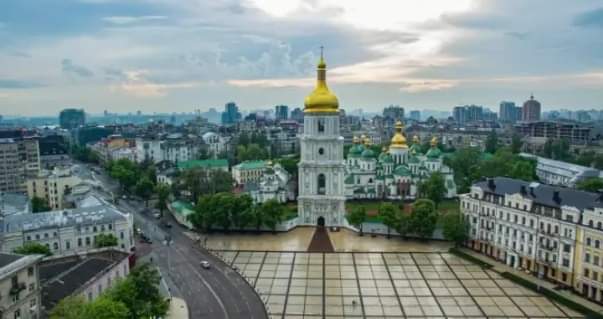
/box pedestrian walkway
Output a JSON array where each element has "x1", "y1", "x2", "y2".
[
  {"x1": 166, "y1": 297, "x2": 189, "y2": 319},
  {"x1": 459, "y1": 247, "x2": 603, "y2": 316},
  {"x1": 307, "y1": 226, "x2": 334, "y2": 252}
]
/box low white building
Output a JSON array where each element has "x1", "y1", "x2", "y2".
[
  {"x1": 201, "y1": 132, "x2": 228, "y2": 157},
  {"x1": 0, "y1": 204, "x2": 134, "y2": 257},
  {"x1": 520, "y1": 153, "x2": 602, "y2": 188},
  {"x1": 135, "y1": 134, "x2": 199, "y2": 164},
  {"x1": 0, "y1": 253, "x2": 43, "y2": 319},
  {"x1": 246, "y1": 163, "x2": 292, "y2": 203},
  {"x1": 232, "y1": 160, "x2": 267, "y2": 184}
]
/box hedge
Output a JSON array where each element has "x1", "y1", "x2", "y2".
[
  {"x1": 501, "y1": 272, "x2": 603, "y2": 319},
  {"x1": 448, "y1": 247, "x2": 493, "y2": 269}
]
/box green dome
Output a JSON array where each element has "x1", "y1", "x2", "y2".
[
  {"x1": 378, "y1": 152, "x2": 394, "y2": 163},
  {"x1": 408, "y1": 155, "x2": 420, "y2": 164},
  {"x1": 361, "y1": 149, "x2": 376, "y2": 158},
  {"x1": 394, "y1": 165, "x2": 412, "y2": 176},
  {"x1": 348, "y1": 144, "x2": 365, "y2": 158},
  {"x1": 409, "y1": 143, "x2": 422, "y2": 155},
  {"x1": 425, "y1": 147, "x2": 442, "y2": 159}
]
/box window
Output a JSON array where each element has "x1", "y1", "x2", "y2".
[
  {"x1": 53, "y1": 242, "x2": 58, "y2": 250},
  {"x1": 13, "y1": 309, "x2": 20, "y2": 319},
  {"x1": 317, "y1": 119, "x2": 325, "y2": 133},
  {"x1": 29, "y1": 283, "x2": 34, "y2": 292},
  {"x1": 120, "y1": 232, "x2": 124, "y2": 240},
  {"x1": 85, "y1": 237, "x2": 91, "y2": 246},
  {"x1": 318, "y1": 148, "x2": 324, "y2": 155},
  {"x1": 78, "y1": 238, "x2": 82, "y2": 247},
  {"x1": 587, "y1": 238, "x2": 592, "y2": 246},
  {"x1": 586, "y1": 253, "x2": 591, "y2": 263},
  {"x1": 317, "y1": 174, "x2": 326, "y2": 195},
  {"x1": 595, "y1": 256, "x2": 600, "y2": 266},
  {"x1": 597, "y1": 240, "x2": 601, "y2": 249},
  {"x1": 66, "y1": 241, "x2": 70, "y2": 250}
]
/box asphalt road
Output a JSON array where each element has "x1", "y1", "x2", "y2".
[{"x1": 87, "y1": 163, "x2": 268, "y2": 319}]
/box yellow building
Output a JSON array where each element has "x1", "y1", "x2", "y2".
[{"x1": 26, "y1": 167, "x2": 81, "y2": 210}]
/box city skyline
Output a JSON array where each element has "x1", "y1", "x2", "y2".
[{"x1": 1, "y1": 1, "x2": 602, "y2": 116}]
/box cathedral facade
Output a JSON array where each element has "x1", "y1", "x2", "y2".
[
  {"x1": 297, "y1": 53, "x2": 346, "y2": 227},
  {"x1": 344, "y1": 121, "x2": 457, "y2": 200}
]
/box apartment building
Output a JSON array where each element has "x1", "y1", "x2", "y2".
[
  {"x1": 0, "y1": 204, "x2": 134, "y2": 257},
  {"x1": 0, "y1": 137, "x2": 40, "y2": 193},
  {"x1": 461, "y1": 177, "x2": 603, "y2": 302},
  {"x1": 135, "y1": 134, "x2": 199, "y2": 164},
  {"x1": 0, "y1": 253, "x2": 43, "y2": 319},
  {"x1": 26, "y1": 167, "x2": 81, "y2": 210}
]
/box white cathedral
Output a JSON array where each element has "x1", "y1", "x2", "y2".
[
  {"x1": 297, "y1": 53, "x2": 457, "y2": 227},
  {"x1": 344, "y1": 125, "x2": 457, "y2": 200},
  {"x1": 297, "y1": 53, "x2": 347, "y2": 227}
]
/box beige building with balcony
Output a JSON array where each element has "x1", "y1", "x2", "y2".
[
  {"x1": 26, "y1": 167, "x2": 81, "y2": 210},
  {"x1": 0, "y1": 253, "x2": 43, "y2": 319}
]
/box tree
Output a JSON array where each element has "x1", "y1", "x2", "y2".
[
  {"x1": 14, "y1": 242, "x2": 52, "y2": 256},
  {"x1": 260, "y1": 199, "x2": 286, "y2": 233},
  {"x1": 232, "y1": 194, "x2": 253, "y2": 230},
  {"x1": 81, "y1": 297, "x2": 130, "y2": 319},
  {"x1": 155, "y1": 184, "x2": 170, "y2": 215},
  {"x1": 409, "y1": 199, "x2": 438, "y2": 239},
  {"x1": 236, "y1": 143, "x2": 268, "y2": 162},
  {"x1": 594, "y1": 154, "x2": 603, "y2": 170},
  {"x1": 510, "y1": 134, "x2": 523, "y2": 154},
  {"x1": 134, "y1": 177, "x2": 155, "y2": 206},
  {"x1": 418, "y1": 172, "x2": 446, "y2": 207},
  {"x1": 347, "y1": 206, "x2": 367, "y2": 236},
  {"x1": 213, "y1": 193, "x2": 234, "y2": 232},
  {"x1": 445, "y1": 147, "x2": 481, "y2": 193},
  {"x1": 379, "y1": 203, "x2": 399, "y2": 239},
  {"x1": 509, "y1": 159, "x2": 536, "y2": 181},
  {"x1": 396, "y1": 213, "x2": 411, "y2": 238},
  {"x1": 190, "y1": 194, "x2": 216, "y2": 232},
  {"x1": 485, "y1": 130, "x2": 498, "y2": 154},
  {"x1": 441, "y1": 213, "x2": 468, "y2": 246},
  {"x1": 50, "y1": 296, "x2": 86, "y2": 319},
  {"x1": 108, "y1": 159, "x2": 139, "y2": 193},
  {"x1": 576, "y1": 177, "x2": 603, "y2": 192},
  {"x1": 31, "y1": 196, "x2": 51, "y2": 213},
  {"x1": 251, "y1": 204, "x2": 265, "y2": 231},
  {"x1": 108, "y1": 263, "x2": 169, "y2": 319},
  {"x1": 95, "y1": 233, "x2": 118, "y2": 248}
]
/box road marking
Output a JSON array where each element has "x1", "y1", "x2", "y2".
[{"x1": 173, "y1": 245, "x2": 230, "y2": 319}]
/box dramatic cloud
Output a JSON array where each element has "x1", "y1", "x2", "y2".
[{"x1": 0, "y1": 0, "x2": 602, "y2": 115}]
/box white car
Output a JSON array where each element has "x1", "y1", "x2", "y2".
[{"x1": 200, "y1": 261, "x2": 211, "y2": 269}]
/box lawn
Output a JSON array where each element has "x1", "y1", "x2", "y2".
[{"x1": 345, "y1": 198, "x2": 460, "y2": 223}]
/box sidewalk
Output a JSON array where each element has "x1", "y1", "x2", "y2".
[
  {"x1": 166, "y1": 297, "x2": 189, "y2": 319},
  {"x1": 458, "y1": 247, "x2": 603, "y2": 316}
]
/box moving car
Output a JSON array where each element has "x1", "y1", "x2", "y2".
[{"x1": 200, "y1": 261, "x2": 211, "y2": 269}]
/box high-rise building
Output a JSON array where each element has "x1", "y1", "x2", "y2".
[
  {"x1": 0, "y1": 132, "x2": 40, "y2": 193},
  {"x1": 453, "y1": 105, "x2": 484, "y2": 124},
  {"x1": 290, "y1": 108, "x2": 304, "y2": 123},
  {"x1": 59, "y1": 108, "x2": 85, "y2": 130},
  {"x1": 298, "y1": 53, "x2": 346, "y2": 227},
  {"x1": 383, "y1": 105, "x2": 405, "y2": 121},
  {"x1": 275, "y1": 105, "x2": 289, "y2": 121},
  {"x1": 409, "y1": 110, "x2": 421, "y2": 121},
  {"x1": 221, "y1": 102, "x2": 242, "y2": 125},
  {"x1": 522, "y1": 95, "x2": 541, "y2": 122},
  {"x1": 499, "y1": 101, "x2": 522, "y2": 123}
]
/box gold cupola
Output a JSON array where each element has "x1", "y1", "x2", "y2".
[
  {"x1": 304, "y1": 48, "x2": 339, "y2": 114},
  {"x1": 389, "y1": 120, "x2": 408, "y2": 149},
  {"x1": 431, "y1": 136, "x2": 438, "y2": 147},
  {"x1": 413, "y1": 135, "x2": 420, "y2": 144}
]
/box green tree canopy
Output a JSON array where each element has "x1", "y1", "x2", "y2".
[
  {"x1": 236, "y1": 143, "x2": 269, "y2": 162},
  {"x1": 347, "y1": 206, "x2": 367, "y2": 236},
  {"x1": 410, "y1": 199, "x2": 438, "y2": 238},
  {"x1": 379, "y1": 203, "x2": 399, "y2": 239},
  {"x1": 441, "y1": 213, "x2": 468, "y2": 246},
  {"x1": 510, "y1": 134, "x2": 523, "y2": 154},
  {"x1": 260, "y1": 199, "x2": 286, "y2": 232},
  {"x1": 155, "y1": 183, "x2": 171, "y2": 214},
  {"x1": 418, "y1": 172, "x2": 446, "y2": 206},
  {"x1": 31, "y1": 196, "x2": 51, "y2": 213},
  {"x1": 134, "y1": 177, "x2": 155, "y2": 206},
  {"x1": 576, "y1": 177, "x2": 603, "y2": 193},
  {"x1": 485, "y1": 130, "x2": 498, "y2": 154},
  {"x1": 14, "y1": 242, "x2": 52, "y2": 256},
  {"x1": 95, "y1": 233, "x2": 118, "y2": 248}
]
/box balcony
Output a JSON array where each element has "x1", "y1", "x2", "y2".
[
  {"x1": 539, "y1": 242, "x2": 557, "y2": 252},
  {"x1": 10, "y1": 282, "x2": 26, "y2": 296}
]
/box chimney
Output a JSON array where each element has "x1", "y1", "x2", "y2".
[
  {"x1": 520, "y1": 185, "x2": 527, "y2": 195},
  {"x1": 553, "y1": 191, "x2": 561, "y2": 204}
]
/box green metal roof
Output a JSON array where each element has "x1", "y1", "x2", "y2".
[
  {"x1": 178, "y1": 159, "x2": 228, "y2": 170},
  {"x1": 345, "y1": 175, "x2": 355, "y2": 184},
  {"x1": 425, "y1": 147, "x2": 442, "y2": 159},
  {"x1": 393, "y1": 165, "x2": 411, "y2": 176},
  {"x1": 170, "y1": 200, "x2": 195, "y2": 217},
  {"x1": 235, "y1": 160, "x2": 267, "y2": 170}
]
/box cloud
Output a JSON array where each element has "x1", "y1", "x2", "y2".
[
  {"x1": 109, "y1": 70, "x2": 201, "y2": 97},
  {"x1": 62, "y1": 59, "x2": 94, "y2": 77},
  {"x1": 504, "y1": 31, "x2": 528, "y2": 40},
  {"x1": 574, "y1": 7, "x2": 603, "y2": 28},
  {"x1": 0, "y1": 79, "x2": 43, "y2": 89},
  {"x1": 102, "y1": 15, "x2": 167, "y2": 25}
]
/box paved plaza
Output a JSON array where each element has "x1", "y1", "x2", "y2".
[
  {"x1": 204, "y1": 228, "x2": 452, "y2": 252},
  {"x1": 213, "y1": 251, "x2": 584, "y2": 319}
]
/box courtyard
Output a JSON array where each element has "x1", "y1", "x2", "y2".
[{"x1": 212, "y1": 251, "x2": 583, "y2": 319}]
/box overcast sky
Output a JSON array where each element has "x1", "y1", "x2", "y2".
[{"x1": 1, "y1": 0, "x2": 602, "y2": 116}]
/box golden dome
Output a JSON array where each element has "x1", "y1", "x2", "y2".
[
  {"x1": 304, "y1": 52, "x2": 339, "y2": 114},
  {"x1": 413, "y1": 135, "x2": 420, "y2": 144},
  {"x1": 352, "y1": 135, "x2": 359, "y2": 144},
  {"x1": 431, "y1": 136, "x2": 438, "y2": 147},
  {"x1": 389, "y1": 120, "x2": 408, "y2": 149},
  {"x1": 363, "y1": 136, "x2": 371, "y2": 145}
]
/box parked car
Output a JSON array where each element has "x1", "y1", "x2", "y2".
[{"x1": 200, "y1": 261, "x2": 211, "y2": 269}]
